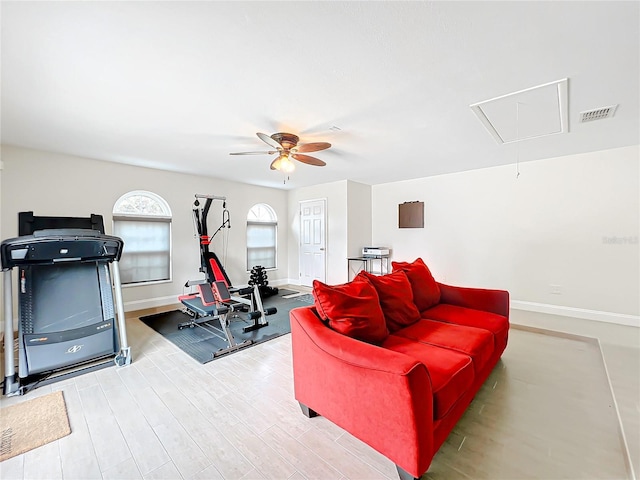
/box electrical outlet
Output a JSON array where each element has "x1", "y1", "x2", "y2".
[{"x1": 549, "y1": 284, "x2": 562, "y2": 295}]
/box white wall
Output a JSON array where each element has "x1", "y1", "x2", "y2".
[
  {"x1": 0, "y1": 158, "x2": 3, "y2": 251},
  {"x1": 346, "y1": 180, "x2": 372, "y2": 258},
  {"x1": 286, "y1": 180, "x2": 373, "y2": 285},
  {"x1": 3, "y1": 144, "x2": 637, "y2": 326},
  {"x1": 0, "y1": 145, "x2": 289, "y2": 311},
  {"x1": 287, "y1": 180, "x2": 347, "y2": 285},
  {"x1": 372, "y1": 146, "x2": 640, "y2": 324}
]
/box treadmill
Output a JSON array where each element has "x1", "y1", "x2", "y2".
[{"x1": 2, "y1": 212, "x2": 131, "y2": 396}]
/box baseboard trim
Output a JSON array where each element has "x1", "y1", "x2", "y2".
[{"x1": 511, "y1": 300, "x2": 639, "y2": 328}]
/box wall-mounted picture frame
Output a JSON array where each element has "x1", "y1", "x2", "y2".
[{"x1": 399, "y1": 201, "x2": 424, "y2": 228}]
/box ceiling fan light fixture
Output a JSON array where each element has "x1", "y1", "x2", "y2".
[
  {"x1": 271, "y1": 153, "x2": 295, "y2": 173},
  {"x1": 271, "y1": 155, "x2": 283, "y2": 171},
  {"x1": 279, "y1": 154, "x2": 295, "y2": 173}
]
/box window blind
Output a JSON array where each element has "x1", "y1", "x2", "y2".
[
  {"x1": 113, "y1": 218, "x2": 171, "y2": 284},
  {"x1": 246, "y1": 222, "x2": 276, "y2": 269}
]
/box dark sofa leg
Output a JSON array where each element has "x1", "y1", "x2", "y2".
[
  {"x1": 396, "y1": 465, "x2": 420, "y2": 480},
  {"x1": 299, "y1": 402, "x2": 319, "y2": 418}
]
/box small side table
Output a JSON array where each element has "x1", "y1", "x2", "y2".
[
  {"x1": 366, "y1": 255, "x2": 390, "y2": 276},
  {"x1": 347, "y1": 256, "x2": 390, "y2": 280},
  {"x1": 347, "y1": 257, "x2": 368, "y2": 281}
]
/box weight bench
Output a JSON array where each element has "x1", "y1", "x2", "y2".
[{"x1": 178, "y1": 281, "x2": 276, "y2": 358}]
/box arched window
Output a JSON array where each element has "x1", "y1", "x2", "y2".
[
  {"x1": 246, "y1": 203, "x2": 277, "y2": 270},
  {"x1": 113, "y1": 191, "x2": 172, "y2": 285}
]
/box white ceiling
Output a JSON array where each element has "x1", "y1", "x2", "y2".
[{"x1": 2, "y1": 1, "x2": 638, "y2": 190}]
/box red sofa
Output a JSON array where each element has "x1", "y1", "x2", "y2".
[{"x1": 290, "y1": 258, "x2": 509, "y2": 480}]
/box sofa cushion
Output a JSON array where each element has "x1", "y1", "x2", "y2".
[
  {"x1": 356, "y1": 270, "x2": 421, "y2": 333},
  {"x1": 421, "y1": 304, "x2": 509, "y2": 352},
  {"x1": 382, "y1": 335, "x2": 474, "y2": 420},
  {"x1": 394, "y1": 319, "x2": 495, "y2": 373},
  {"x1": 312, "y1": 279, "x2": 389, "y2": 345},
  {"x1": 391, "y1": 258, "x2": 441, "y2": 311}
]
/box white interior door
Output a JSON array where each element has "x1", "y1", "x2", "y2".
[{"x1": 299, "y1": 199, "x2": 326, "y2": 287}]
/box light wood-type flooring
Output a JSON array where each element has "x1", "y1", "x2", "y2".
[{"x1": 0, "y1": 306, "x2": 637, "y2": 480}]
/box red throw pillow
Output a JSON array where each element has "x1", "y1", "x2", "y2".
[
  {"x1": 357, "y1": 270, "x2": 421, "y2": 333},
  {"x1": 391, "y1": 258, "x2": 441, "y2": 311},
  {"x1": 312, "y1": 278, "x2": 389, "y2": 345}
]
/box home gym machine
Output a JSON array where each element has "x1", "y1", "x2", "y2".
[
  {"x1": 178, "y1": 194, "x2": 276, "y2": 358},
  {"x1": 2, "y1": 212, "x2": 131, "y2": 396}
]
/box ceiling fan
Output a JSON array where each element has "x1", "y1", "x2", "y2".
[{"x1": 230, "y1": 132, "x2": 331, "y2": 172}]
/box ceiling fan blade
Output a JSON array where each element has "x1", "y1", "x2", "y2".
[
  {"x1": 291, "y1": 153, "x2": 326, "y2": 167},
  {"x1": 293, "y1": 142, "x2": 331, "y2": 153},
  {"x1": 229, "y1": 151, "x2": 277, "y2": 155},
  {"x1": 257, "y1": 132, "x2": 283, "y2": 150}
]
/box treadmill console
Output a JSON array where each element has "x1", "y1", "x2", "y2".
[{"x1": 1, "y1": 230, "x2": 123, "y2": 268}]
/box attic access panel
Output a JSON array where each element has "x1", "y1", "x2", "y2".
[{"x1": 470, "y1": 78, "x2": 568, "y2": 144}]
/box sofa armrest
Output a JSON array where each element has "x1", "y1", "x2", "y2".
[
  {"x1": 290, "y1": 305, "x2": 434, "y2": 477},
  {"x1": 437, "y1": 282, "x2": 510, "y2": 318}
]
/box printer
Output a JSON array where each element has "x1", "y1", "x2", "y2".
[{"x1": 362, "y1": 247, "x2": 390, "y2": 258}]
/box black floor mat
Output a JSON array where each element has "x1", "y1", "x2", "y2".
[
  {"x1": 139, "y1": 294, "x2": 313, "y2": 363},
  {"x1": 276, "y1": 289, "x2": 299, "y2": 296}
]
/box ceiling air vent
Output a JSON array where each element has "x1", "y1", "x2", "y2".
[{"x1": 579, "y1": 105, "x2": 618, "y2": 123}]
